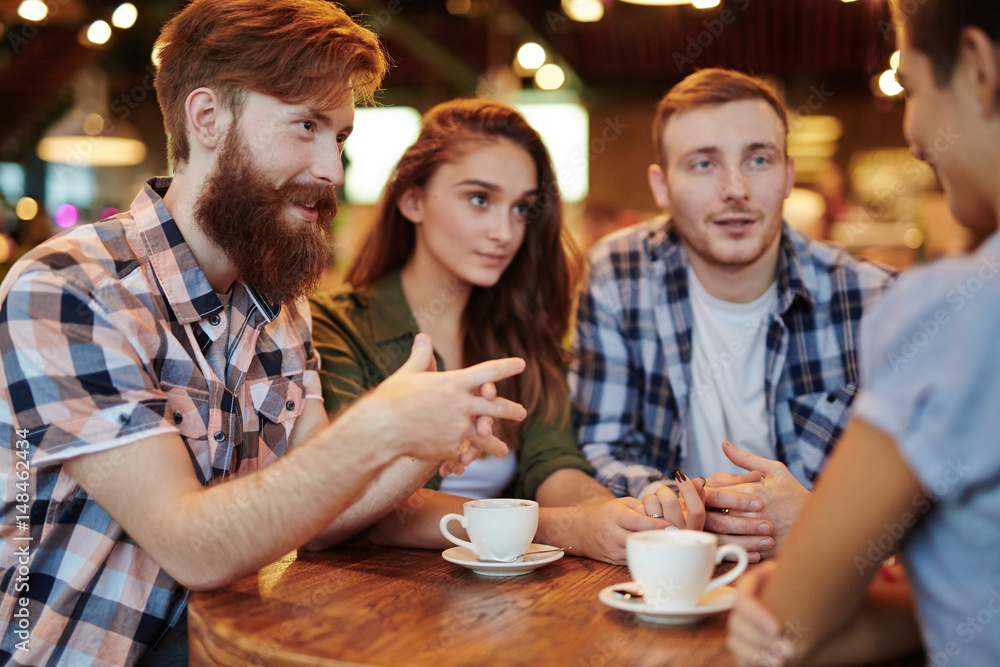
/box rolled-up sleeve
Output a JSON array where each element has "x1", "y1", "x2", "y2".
[{"x1": 2, "y1": 272, "x2": 174, "y2": 467}]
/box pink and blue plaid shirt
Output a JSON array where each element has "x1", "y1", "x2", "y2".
[{"x1": 0, "y1": 178, "x2": 321, "y2": 666}]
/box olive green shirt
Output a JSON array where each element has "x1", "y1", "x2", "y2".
[{"x1": 309, "y1": 271, "x2": 594, "y2": 499}]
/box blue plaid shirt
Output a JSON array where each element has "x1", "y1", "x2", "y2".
[{"x1": 570, "y1": 219, "x2": 895, "y2": 498}]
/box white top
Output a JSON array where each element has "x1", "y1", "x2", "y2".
[
  {"x1": 852, "y1": 230, "x2": 1000, "y2": 663},
  {"x1": 686, "y1": 266, "x2": 777, "y2": 478},
  {"x1": 438, "y1": 452, "x2": 518, "y2": 500}
]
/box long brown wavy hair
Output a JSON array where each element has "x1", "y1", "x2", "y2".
[{"x1": 346, "y1": 99, "x2": 582, "y2": 441}]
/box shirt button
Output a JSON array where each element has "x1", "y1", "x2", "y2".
[
  {"x1": 826, "y1": 393, "x2": 837, "y2": 403},
  {"x1": 209, "y1": 314, "x2": 221, "y2": 326},
  {"x1": 119, "y1": 414, "x2": 130, "y2": 425},
  {"x1": 173, "y1": 412, "x2": 183, "y2": 424},
  {"x1": 214, "y1": 431, "x2": 226, "y2": 442},
  {"x1": 285, "y1": 400, "x2": 295, "y2": 411}
]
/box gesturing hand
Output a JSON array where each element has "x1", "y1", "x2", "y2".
[
  {"x1": 703, "y1": 441, "x2": 811, "y2": 561},
  {"x1": 368, "y1": 334, "x2": 527, "y2": 468}
]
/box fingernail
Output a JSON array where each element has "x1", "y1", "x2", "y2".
[
  {"x1": 674, "y1": 471, "x2": 689, "y2": 483},
  {"x1": 693, "y1": 477, "x2": 705, "y2": 485},
  {"x1": 759, "y1": 538, "x2": 773, "y2": 550},
  {"x1": 414, "y1": 333, "x2": 428, "y2": 346},
  {"x1": 751, "y1": 499, "x2": 763, "y2": 511},
  {"x1": 663, "y1": 525, "x2": 678, "y2": 531},
  {"x1": 758, "y1": 523, "x2": 771, "y2": 535}
]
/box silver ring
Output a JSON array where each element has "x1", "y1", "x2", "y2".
[{"x1": 650, "y1": 513, "x2": 664, "y2": 519}]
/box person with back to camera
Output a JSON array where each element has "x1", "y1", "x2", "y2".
[{"x1": 727, "y1": 2, "x2": 1000, "y2": 664}]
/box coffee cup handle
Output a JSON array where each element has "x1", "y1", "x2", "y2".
[
  {"x1": 439, "y1": 513, "x2": 476, "y2": 553},
  {"x1": 705, "y1": 544, "x2": 749, "y2": 593}
]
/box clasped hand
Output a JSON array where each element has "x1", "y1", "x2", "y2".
[{"x1": 702, "y1": 441, "x2": 811, "y2": 562}]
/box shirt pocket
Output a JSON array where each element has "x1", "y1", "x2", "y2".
[
  {"x1": 162, "y1": 385, "x2": 212, "y2": 483},
  {"x1": 785, "y1": 383, "x2": 858, "y2": 479},
  {"x1": 247, "y1": 373, "x2": 306, "y2": 465}
]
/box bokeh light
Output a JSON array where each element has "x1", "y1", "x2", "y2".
[
  {"x1": 516, "y1": 43, "x2": 546, "y2": 71},
  {"x1": 534, "y1": 63, "x2": 565, "y2": 91},
  {"x1": 54, "y1": 204, "x2": 79, "y2": 228},
  {"x1": 99, "y1": 207, "x2": 120, "y2": 220},
  {"x1": 16, "y1": 197, "x2": 38, "y2": 221},
  {"x1": 87, "y1": 20, "x2": 112, "y2": 45},
  {"x1": 0, "y1": 234, "x2": 15, "y2": 263},
  {"x1": 879, "y1": 69, "x2": 903, "y2": 96},
  {"x1": 112, "y1": 3, "x2": 137, "y2": 29},
  {"x1": 17, "y1": 1, "x2": 47, "y2": 22},
  {"x1": 562, "y1": 0, "x2": 604, "y2": 22}
]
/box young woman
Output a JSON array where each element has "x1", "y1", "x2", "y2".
[
  {"x1": 310, "y1": 99, "x2": 705, "y2": 564},
  {"x1": 727, "y1": 1, "x2": 1000, "y2": 664}
]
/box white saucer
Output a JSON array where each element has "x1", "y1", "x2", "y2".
[
  {"x1": 442, "y1": 543, "x2": 565, "y2": 576},
  {"x1": 598, "y1": 582, "x2": 737, "y2": 624}
]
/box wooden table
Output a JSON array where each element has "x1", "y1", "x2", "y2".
[{"x1": 189, "y1": 543, "x2": 741, "y2": 666}]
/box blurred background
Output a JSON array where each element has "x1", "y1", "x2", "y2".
[{"x1": 0, "y1": 0, "x2": 969, "y2": 285}]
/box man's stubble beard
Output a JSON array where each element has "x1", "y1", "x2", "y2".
[{"x1": 194, "y1": 123, "x2": 337, "y2": 303}]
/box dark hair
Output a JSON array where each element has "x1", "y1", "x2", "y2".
[
  {"x1": 346, "y1": 99, "x2": 582, "y2": 433},
  {"x1": 894, "y1": 0, "x2": 1000, "y2": 87},
  {"x1": 154, "y1": 0, "x2": 387, "y2": 167},
  {"x1": 652, "y1": 68, "x2": 788, "y2": 165}
]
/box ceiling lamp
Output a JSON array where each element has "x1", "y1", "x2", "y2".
[
  {"x1": 37, "y1": 69, "x2": 148, "y2": 168},
  {"x1": 111, "y1": 3, "x2": 138, "y2": 29},
  {"x1": 878, "y1": 69, "x2": 904, "y2": 97},
  {"x1": 516, "y1": 42, "x2": 546, "y2": 71},
  {"x1": 563, "y1": 0, "x2": 604, "y2": 22},
  {"x1": 86, "y1": 20, "x2": 112, "y2": 45},
  {"x1": 619, "y1": 0, "x2": 695, "y2": 5},
  {"x1": 534, "y1": 63, "x2": 566, "y2": 90},
  {"x1": 17, "y1": 0, "x2": 47, "y2": 22}
]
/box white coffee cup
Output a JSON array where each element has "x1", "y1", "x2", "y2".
[
  {"x1": 439, "y1": 498, "x2": 539, "y2": 562},
  {"x1": 626, "y1": 529, "x2": 749, "y2": 610}
]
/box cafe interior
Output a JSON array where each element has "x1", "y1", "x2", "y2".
[
  {"x1": 0, "y1": 1, "x2": 972, "y2": 665},
  {"x1": 0, "y1": 0, "x2": 971, "y2": 284}
]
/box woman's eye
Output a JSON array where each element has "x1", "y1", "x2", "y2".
[
  {"x1": 470, "y1": 193, "x2": 488, "y2": 207},
  {"x1": 512, "y1": 202, "x2": 532, "y2": 220},
  {"x1": 299, "y1": 121, "x2": 315, "y2": 132}
]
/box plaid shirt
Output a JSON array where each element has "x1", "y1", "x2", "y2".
[
  {"x1": 570, "y1": 218, "x2": 895, "y2": 499},
  {"x1": 0, "y1": 178, "x2": 321, "y2": 666}
]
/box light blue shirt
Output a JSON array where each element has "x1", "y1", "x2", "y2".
[{"x1": 853, "y1": 230, "x2": 1000, "y2": 665}]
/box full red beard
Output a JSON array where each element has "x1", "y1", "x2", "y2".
[{"x1": 194, "y1": 124, "x2": 337, "y2": 303}]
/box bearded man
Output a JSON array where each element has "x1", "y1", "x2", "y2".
[{"x1": 0, "y1": 2, "x2": 526, "y2": 665}]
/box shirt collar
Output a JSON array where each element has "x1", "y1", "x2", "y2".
[
  {"x1": 644, "y1": 217, "x2": 813, "y2": 315},
  {"x1": 365, "y1": 269, "x2": 421, "y2": 344},
  {"x1": 133, "y1": 177, "x2": 281, "y2": 326}
]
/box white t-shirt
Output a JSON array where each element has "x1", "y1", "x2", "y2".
[
  {"x1": 686, "y1": 266, "x2": 777, "y2": 478},
  {"x1": 438, "y1": 453, "x2": 518, "y2": 499}
]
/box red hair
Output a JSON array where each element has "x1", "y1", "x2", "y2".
[{"x1": 154, "y1": 0, "x2": 387, "y2": 167}]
